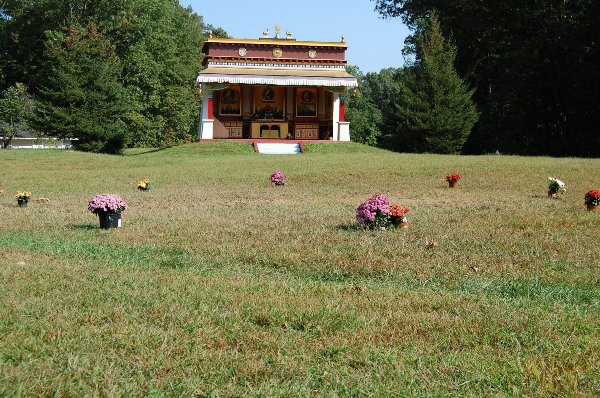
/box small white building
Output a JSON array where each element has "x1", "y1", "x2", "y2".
[{"x1": 1, "y1": 133, "x2": 77, "y2": 149}]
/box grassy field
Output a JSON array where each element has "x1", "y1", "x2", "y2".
[{"x1": 1, "y1": 142, "x2": 599, "y2": 396}]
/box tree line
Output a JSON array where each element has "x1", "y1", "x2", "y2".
[
  {"x1": 1, "y1": 0, "x2": 225, "y2": 153},
  {"x1": 347, "y1": 0, "x2": 599, "y2": 157},
  {"x1": 2, "y1": 1, "x2": 598, "y2": 156}
]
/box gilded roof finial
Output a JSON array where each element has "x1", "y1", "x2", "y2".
[
  {"x1": 286, "y1": 30, "x2": 293, "y2": 39},
  {"x1": 262, "y1": 29, "x2": 269, "y2": 38},
  {"x1": 274, "y1": 24, "x2": 281, "y2": 39},
  {"x1": 341, "y1": 34, "x2": 345, "y2": 43},
  {"x1": 208, "y1": 30, "x2": 213, "y2": 39}
]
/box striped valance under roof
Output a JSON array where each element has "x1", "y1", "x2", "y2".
[{"x1": 197, "y1": 67, "x2": 358, "y2": 88}]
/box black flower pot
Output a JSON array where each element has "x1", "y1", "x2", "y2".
[
  {"x1": 97, "y1": 211, "x2": 122, "y2": 229},
  {"x1": 17, "y1": 199, "x2": 28, "y2": 208}
]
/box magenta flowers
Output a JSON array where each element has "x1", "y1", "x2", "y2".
[
  {"x1": 270, "y1": 171, "x2": 288, "y2": 186},
  {"x1": 87, "y1": 194, "x2": 128, "y2": 214},
  {"x1": 356, "y1": 194, "x2": 390, "y2": 226}
]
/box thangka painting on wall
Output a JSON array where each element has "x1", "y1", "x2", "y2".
[
  {"x1": 296, "y1": 87, "x2": 317, "y2": 117},
  {"x1": 219, "y1": 86, "x2": 241, "y2": 116},
  {"x1": 254, "y1": 86, "x2": 285, "y2": 119}
]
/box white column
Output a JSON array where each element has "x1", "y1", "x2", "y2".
[
  {"x1": 332, "y1": 93, "x2": 340, "y2": 141},
  {"x1": 197, "y1": 87, "x2": 206, "y2": 139},
  {"x1": 198, "y1": 87, "x2": 214, "y2": 140}
]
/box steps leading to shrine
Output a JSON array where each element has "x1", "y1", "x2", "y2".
[{"x1": 255, "y1": 143, "x2": 302, "y2": 154}]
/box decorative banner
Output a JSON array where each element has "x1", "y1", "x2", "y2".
[
  {"x1": 219, "y1": 85, "x2": 241, "y2": 116},
  {"x1": 205, "y1": 83, "x2": 230, "y2": 92},
  {"x1": 296, "y1": 87, "x2": 317, "y2": 118}
]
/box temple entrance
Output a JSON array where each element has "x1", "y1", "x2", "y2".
[{"x1": 197, "y1": 31, "x2": 357, "y2": 141}]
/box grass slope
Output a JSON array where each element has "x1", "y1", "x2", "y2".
[{"x1": 1, "y1": 142, "x2": 599, "y2": 396}]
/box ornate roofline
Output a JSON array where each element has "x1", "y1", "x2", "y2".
[{"x1": 204, "y1": 38, "x2": 347, "y2": 48}]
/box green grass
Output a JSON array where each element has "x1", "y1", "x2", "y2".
[{"x1": 1, "y1": 142, "x2": 599, "y2": 396}]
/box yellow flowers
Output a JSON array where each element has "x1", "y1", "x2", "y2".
[
  {"x1": 16, "y1": 191, "x2": 32, "y2": 199},
  {"x1": 137, "y1": 178, "x2": 150, "y2": 191}
]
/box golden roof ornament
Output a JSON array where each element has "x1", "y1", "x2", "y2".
[
  {"x1": 274, "y1": 24, "x2": 281, "y2": 39},
  {"x1": 262, "y1": 29, "x2": 269, "y2": 38},
  {"x1": 286, "y1": 30, "x2": 293, "y2": 39},
  {"x1": 208, "y1": 30, "x2": 213, "y2": 38},
  {"x1": 341, "y1": 34, "x2": 345, "y2": 43}
]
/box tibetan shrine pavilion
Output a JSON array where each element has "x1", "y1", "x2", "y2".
[{"x1": 196, "y1": 27, "x2": 358, "y2": 141}]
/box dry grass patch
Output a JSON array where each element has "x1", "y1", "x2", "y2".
[{"x1": 0, "y1": 142, "x2": 598, "y2": 395}]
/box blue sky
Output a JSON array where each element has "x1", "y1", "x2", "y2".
[{"x1": 183, "y1": 0, "x2": 411, "y2": 73}]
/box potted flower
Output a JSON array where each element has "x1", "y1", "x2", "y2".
[
  {"x1": 446, "y1": 173, "x2": 461, "y2": 188},
  {"x1": 16, "y1": 191, "x2": 32, "y2": 207},
  {"x1": 356, "y1": 195, "x2": 410, "y2": 230},
  {"x1": 137, "y1": 178, "x2": 150, "y2": 191},
  {"x1": 270, "y1": 171, "x2": 288, "y2": 186},
  {"x1": 584, "y1": 190, "x2": 600, "y2": 212},
  {"x1": 389, "y1": 204, "x2": 409, "y2": 228},
  {"x1": 356, "y1": 194, "x2": 390, "y2": 229},
  {"x1": 87, "y1": 193, "x2": 128, "y2": 229},
  {"x1": 548, "y1": 177, "x2": 566, "y2": 198}
]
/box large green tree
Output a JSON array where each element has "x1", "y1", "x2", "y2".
[
  {"x1": 33, "y1": 25, "x2": 130, "y2": 154},
  {"x1": 394, "y1": 15, "x2": 478, "y2": 153},
  {"x1": 373, "y1": 0, "x2": 600, "y2": 156}
]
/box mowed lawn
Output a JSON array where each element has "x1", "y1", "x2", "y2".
[{"x1": 1, "y1": 142, "x2": 599, "y2": 396}]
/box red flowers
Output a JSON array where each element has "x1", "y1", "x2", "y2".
[
  {"x1": 446, "y1": 173, "x2": 461, "y2": 183},
  {"x1": 584, "y1": 189, "x2": 600, "y2": 206},
  {"x1": 390, "y1": 204, "x2": 408, "y2": 217}
]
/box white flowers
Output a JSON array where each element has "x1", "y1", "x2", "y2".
[{"x1": 548, "y1": 177, "x2": 566, "y2": 193}]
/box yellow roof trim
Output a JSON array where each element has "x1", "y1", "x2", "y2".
[{"x1": 205, "y1": 38, "x2": 347, "y2": 48}]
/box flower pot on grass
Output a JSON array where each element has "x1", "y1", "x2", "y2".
[
  {"x1": 270, "y1": 171, "x2": 288, "y2": 186},
  {"x1": 584, "y1": 190, "x2": 600, "y2": 212},
  {"x1": 88, "y1": 193, "x2": 128, "y2": 229},
  {"x1": 548, "y1": 177, "x2": 566, "y2": 198},
  {"x1": 356, "y1": 196, "x2": 409, "y2": 230},
  {"x1": 137, "y1": 178, "x2": 150, "y2": 191},
  {"x1": 446, "y1": 174, "x2": 461, "y2": 188},
  {"x1": 16, "y1": 191, "x2": 32, "y2": 207},
  {"x1": 98, "y1": 211, "x2": 122, "y2": 229}
]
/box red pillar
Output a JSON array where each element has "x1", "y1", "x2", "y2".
[
  {"x1": 207, "y1": 93, "x2": 214, "y2": 119},
  {"x1": 339, "y1": 96, "x2": 345, "y2": 122}
]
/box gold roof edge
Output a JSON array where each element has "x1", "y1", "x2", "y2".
[{"x1": 205, "y1": 38, "x2": 347, "y2": 48}]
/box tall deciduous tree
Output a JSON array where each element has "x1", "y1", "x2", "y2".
[
  {"x1": 0, "y1": 83, "x2": 35, "y2": 148},
  {"x1": 33, "y1": 25, "x2": 130, "y2": 154},
  {"x1": 345, "y1": 65, "x2": 382, "y2": 146},
  {"x1": 1, "y1": 0, "x2": 223, "y2": 148},
  {"x1": 395, "y1": 15, "x2": 478, "y2": 153}
]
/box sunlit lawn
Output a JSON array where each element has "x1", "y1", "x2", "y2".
[{"x1": 1, "y1": 142, "x2": 598, "y2": 396}]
